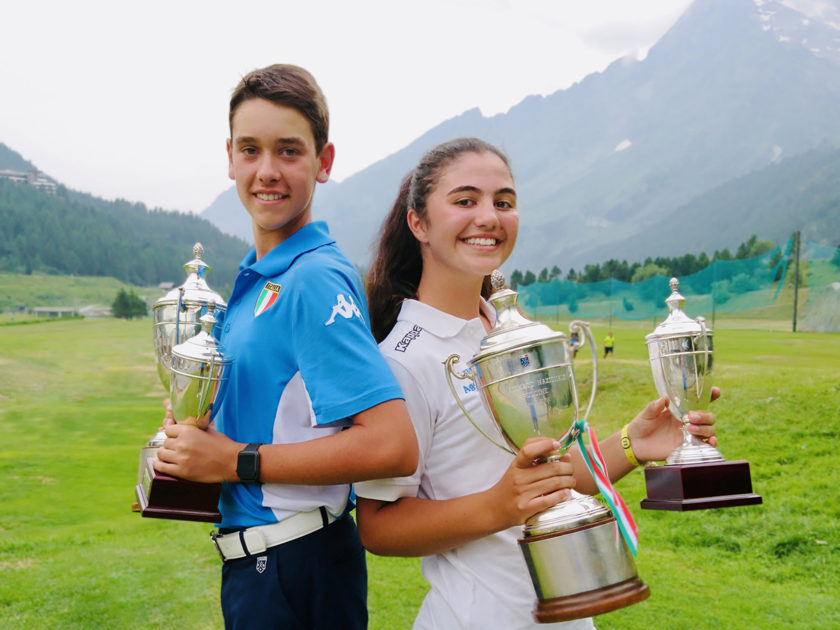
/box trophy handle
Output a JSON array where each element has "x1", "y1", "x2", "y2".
[
  {"x1": 443, "y1": 354, "x2": 515, "y2": 455},
  {"x1": 569, "y1": 320, "x2": 597, "y2": 420}
]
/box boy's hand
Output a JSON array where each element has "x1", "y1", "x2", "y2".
[{"x1": 154, "y1": 423, "x2": 240, "y2": 483}]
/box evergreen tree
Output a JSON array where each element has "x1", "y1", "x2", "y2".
[
  {"x1": 522, "y1": 270, "x2": 536, "y2": 286},
  {"x1": 112, "y1": 288, "x2": 147, "y2": 319}
]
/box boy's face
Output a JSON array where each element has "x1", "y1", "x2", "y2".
[{"x1": 227, "y1": 98, "x2": 334, "y2": 254}]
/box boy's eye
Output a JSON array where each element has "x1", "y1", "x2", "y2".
[
  {"x1": 496, "y1": 199, "x2": 515, "y2": 210},
  {"x1": 242, "y1": 147, "x2": 257, "y2": 156},
  {"x1": 280, "y1": 147, "x2": 300, "y2": 157}
]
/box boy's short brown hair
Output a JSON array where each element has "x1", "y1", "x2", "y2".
[{"x1": 229, "y1": 64, "x2": 330, "y2": 152}]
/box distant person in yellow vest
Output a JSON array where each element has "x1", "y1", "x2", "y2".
[{"x1": 603, "y1": 331, "x2": 615, "y2": 358}]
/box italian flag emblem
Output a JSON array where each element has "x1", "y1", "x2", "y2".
[{"x1": 254, "y1": 282, "x2": 282, "y2": 317}]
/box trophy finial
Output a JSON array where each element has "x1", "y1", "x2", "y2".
[
  {"x1": 199, "y1": 310, "x2": 217, "y2": 334},
  {"x1": 491, "y1": 269, "x2": 506, "y2": 292},
  {"x1": 665, "y1": 277, "x2": 685, "y2": 313},
  {"x1": 184, "y1": 243, "x2": 210, "y2": 280}
]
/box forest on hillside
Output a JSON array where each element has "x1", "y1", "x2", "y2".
[
  {"x1": 509, "y1": 235, "x2": 791, "y2": 288},
  {"x1": 0, "y1": 179, "x2": 248, "y2": 294}
]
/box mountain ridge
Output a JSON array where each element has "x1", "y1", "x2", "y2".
[{"x1": 200, "y1": 0, "x2": 840, "y2": 271}]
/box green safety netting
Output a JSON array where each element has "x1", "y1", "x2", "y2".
[
  {"x1": 800, "y1": 241, "x2": 840, "y2": 333},
  {"x1": 517, "y1": 236, "x2": 840, "y2": 332}
]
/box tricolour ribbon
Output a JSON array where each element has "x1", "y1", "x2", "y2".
[{"x1": 572, "y1": 418, "x2": 639, "y2": 556}]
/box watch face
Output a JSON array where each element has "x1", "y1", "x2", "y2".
[{"x1": 237, "y1": 444, "x2": 261, "y2": 482}]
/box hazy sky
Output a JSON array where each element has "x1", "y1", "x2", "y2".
[{"x1": 1, "y1": 0, "x2": 694, "y2": 214}]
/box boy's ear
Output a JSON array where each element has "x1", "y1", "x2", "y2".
[
  {"x1": 406, "y1": 208, "x2": 429, "y2": 244},
  {"x1": 226, "y1": 138, "x2": 235, "y2": 180},
  {"x1": 316, "y1": 142, "x2": 335, "y2": 184}
]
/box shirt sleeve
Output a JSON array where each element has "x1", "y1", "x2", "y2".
[
  {"x1": 289, "y1": 256, "x2": 404, "y2": 426},
  {"x1": 355, "y1": 358, "x2": 432, "y2": 502}
]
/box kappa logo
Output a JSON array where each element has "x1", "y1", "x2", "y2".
[
  {"x1": 256, "y1": 555, "x2": 267, "y2": 574},
  {"x1": 394, "y1": 325, "x2": 423, "y2": 352},
  {"x1": 324, "y1": 294, "x2": 362, "y2": 326}
]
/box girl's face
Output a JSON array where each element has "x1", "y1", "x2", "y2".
[{"x1": 408, "y1": 151, "x2": 518, "y2": 282}]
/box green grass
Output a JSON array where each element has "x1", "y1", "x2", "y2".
[
  {"x1": 1, "y1": 317, "x2": 838, "y2": 629},
  {"x1": 0, "y1": 272, "x2": 162, "y2": 315}
]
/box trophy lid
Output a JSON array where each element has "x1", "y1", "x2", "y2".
[
  {"x1": 645, "y1": 277, "x2": 712, "y2": 342},
  {"x1": 154, "y1": 242, "x2": 228, "y2": 310},
  {"x1": 170, "y1": 309, "x2": 230, "y2": 365},
  {"x1": 472, "y1": 270, "x2": 565, "y2": 364}
]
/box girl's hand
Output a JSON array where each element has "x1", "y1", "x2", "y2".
[
  {"x1": 487, "y1": 437, "x2": 576, "y2": 528},
  {"x1": 626, "y1": 388, "x2": 719, "y2": 463}
]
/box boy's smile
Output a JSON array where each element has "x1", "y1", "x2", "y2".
[{"x1": 227, "y1": 98, "x2": 334, "y2": 258}]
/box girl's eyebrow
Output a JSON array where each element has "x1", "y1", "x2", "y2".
[{"x1": 446, "y1": 185, "x2": 517, "y2": 197}]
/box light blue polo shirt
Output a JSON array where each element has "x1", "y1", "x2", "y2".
[{"x1": 214, "y1": 221, "x2": 404, "y2": 528}]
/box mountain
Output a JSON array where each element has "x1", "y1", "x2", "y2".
[
  {"x1": 0, "y1": 143, "x2": 39, "y2": 173},
  {"x1": 602, "y1": 142, "x2": 840, "y2": 259},
  {"x1": 202, "y1": 186, "x2": 251, "y2": 243},
  {"x1": 202, "y1": 0, "x2": 840, "y2": 271},
  {"x1": 0, "y1": 174, "x2": 249, "y2": 294}
]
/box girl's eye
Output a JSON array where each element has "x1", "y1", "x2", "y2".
[
  {"x1": 496, "y1": 200, "x2": 515, "y2": 210},
  {"x1": 454, "y1": 198, "x2": 475, "y2": 207}
]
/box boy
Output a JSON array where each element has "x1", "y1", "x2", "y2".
[
  {"x1": 603, "y1": 330, "x2": 615, "y2": 358},
  {"x1": 154, "y1": 64, "x2": 418, "y2": 629}
]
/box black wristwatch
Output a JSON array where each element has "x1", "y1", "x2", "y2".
[{"x1": 236, "y1": 443, "x2": 263, "y2": 482}]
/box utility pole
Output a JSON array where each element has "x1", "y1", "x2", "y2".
[{"x1": 792, "y1": 231, "x2": 800, "y2": 333}]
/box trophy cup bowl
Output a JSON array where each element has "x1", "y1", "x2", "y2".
[
  {"x1": 640, "y1": 278, "x2": 762, "y2": 511},
  {"x1": 169, "y1": 310, "x2": 231, "y2": 429},
  {"x1": 445, "y1": 271, "x2": 648, "y2": 623}
]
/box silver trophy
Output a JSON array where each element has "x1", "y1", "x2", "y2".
[
  {"x1": 133, "y1": 243, "x2": 229, "y2": 522},
  {"x1": 445, "y1": 271, "x2": 648, "y2": 623},
  {"x1": 153, "y1": 242, "x2": 228, "y2": 389},
  {"x1": 169, "y1": 308, "x2": 231, "y2": 429},
  {"x1": 640, "y1": 278, "x2": 761, "y2": 511}
]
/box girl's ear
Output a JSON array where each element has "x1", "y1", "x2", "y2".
[{"x1": 406, "y1": 209, "x2": 429, "y2": 244}]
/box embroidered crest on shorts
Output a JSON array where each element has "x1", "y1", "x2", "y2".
[
  {"x1": 254, "y1": 282, "x2": 282, "y2": 317},
  {"x1": 256, "y1": 555, "x2": 267, "y2": 574},
  {"x1": 324, "y1": 293, "x2": 362, "y2": 326}
]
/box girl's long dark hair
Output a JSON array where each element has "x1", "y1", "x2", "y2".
[{"x1": 366, "y1": 138, "x2": 511, "y2": 342}]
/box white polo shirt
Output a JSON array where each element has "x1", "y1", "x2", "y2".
[{"x1": 355, "y1": 299, "x2": 594, "y2": 630}]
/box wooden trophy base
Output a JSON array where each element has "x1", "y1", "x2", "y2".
[
  {"x1": 135, "y1": 456, "x2": 221, "y2": 523},
  {"x1": 534, "y1": 577, "x2": 650, "y2": 623},
  {"x1": 640, "y1": 459, "x2": 762, "y2": 511}
]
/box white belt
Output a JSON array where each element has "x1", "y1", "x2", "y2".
[{"x1": 211, "y1": 507, "x2": 338, "y2": 561}]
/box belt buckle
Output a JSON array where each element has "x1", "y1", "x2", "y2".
[{"x1": 210, "y1": 531, "x2": 225, "y2": 561}]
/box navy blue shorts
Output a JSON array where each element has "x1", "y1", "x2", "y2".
[{"x1": 220, "y1": 514, "x2": 367, "y2": 630}]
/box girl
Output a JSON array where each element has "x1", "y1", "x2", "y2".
[{"x1": 355, "y1": 138, "x2": 717, "y2": 629}]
